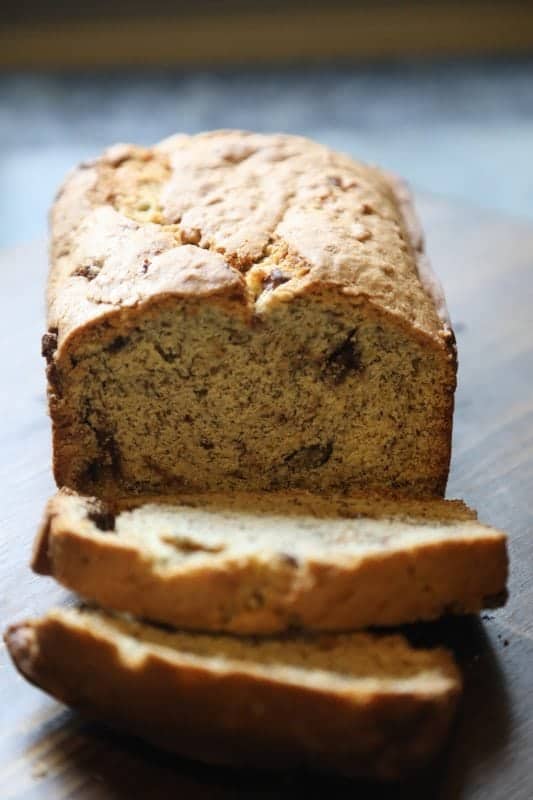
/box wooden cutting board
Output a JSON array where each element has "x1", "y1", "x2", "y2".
[{"x1": 1, "y1": 195, "x2": 532, "y2": 799}]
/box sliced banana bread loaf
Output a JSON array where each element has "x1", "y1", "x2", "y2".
[
  {"x1": 45, "y1": 131, "x2": 456, "y2": 498},
  {"x1": 5, "y1": 607, "x2": 461, "y2": 780}
]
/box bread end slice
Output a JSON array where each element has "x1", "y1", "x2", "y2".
[{"x1": 5, "y1": 607, "x2": 461, "y2": 781}]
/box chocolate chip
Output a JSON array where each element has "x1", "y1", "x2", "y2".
[
  {"x1": 262, "y1": 268, "x2": 290, "y2": 292},
  {"x1": 87, "y1": 507, "x2": 116, "y2": 532},
  {"x1": 85, "y1": 459, "x2": 102, "y2": 483},
  {"x1": 154, "y1": 342, "x2": 178, "y2": 363},
  {"x1": 141, "y1": 258, "x2": 151, "y2": 274},
  {"x1": 284, "y1": 442, "x2": 333, "y2": 470},
  {"x1": 199, "y1": 437, "x2": 214, "y2": 450},
  {"x1": 447, "y1": 327, "x2": 457, "y2": 348},
  {"x1": 323, "y1": 330, "x2": 362, "y2": 384},
  {"x1": 93, "y1": 430, "x2": 122, "y2": 480},
  {"x1": 106, "y1": 336, "x2": 129, "y2": 353},
  {"x1": 41, "y1": 328, "x2": 58, "y2": 362},
  {"x1": 72, "y1": 263, "x2": 101, "y2": 281}
]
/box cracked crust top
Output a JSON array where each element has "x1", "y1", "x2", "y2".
[{"x1": 48, "y1": 130, "x2": 451, "y2": 356}]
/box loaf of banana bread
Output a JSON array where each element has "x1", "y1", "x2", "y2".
[{"x1": 44, "y1": 131, "x2": 456, "y2": 498}]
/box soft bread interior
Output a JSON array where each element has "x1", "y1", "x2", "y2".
[
  {"x1": 55, "y1": 296, "x2": 454, "y2": 497},
  {"x1": 56, "y1": 491, "x2": 500, "y2": 572}
]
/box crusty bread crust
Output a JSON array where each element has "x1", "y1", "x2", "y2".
[
  {"x1": 33, "y1": 490, "x2": 507, "y2": 634},
  {"x1": 4, "y1": 608, "x2": 461, "y2": 780},
  {"x1": 47, "y1": 131, "x2": 452, "y2": 356}
]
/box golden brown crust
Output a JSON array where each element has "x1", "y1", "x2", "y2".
[
  {"x1": 47, "y1": 131, "x2": 453, "y2": 358},
  {"x1": 33, "y1": 491, "x2": 507, "y2": 634},
  {"x1": 4, "y1": 608, "x2": 461, "y2": 780}
]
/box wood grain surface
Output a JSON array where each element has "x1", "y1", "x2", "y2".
[
  {"x1": 3, "y1": 2, "x2": 533, "y2": 67},
  {"x1": 1, "y1": 196, "x2": 532, "y2": 798}
]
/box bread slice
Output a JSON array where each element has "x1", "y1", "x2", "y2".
[
  {"x1": 4, "y1": 606, "x2": 461, "y2": 780},
  {"x1": 33, "y1": 490, "x2": 508, "y2": 634}
]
